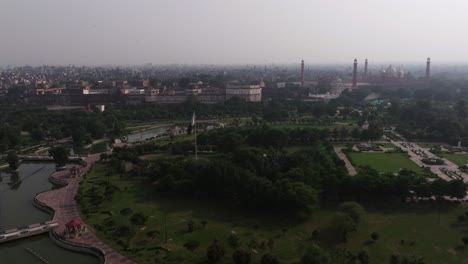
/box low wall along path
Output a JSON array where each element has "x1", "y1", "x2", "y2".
[{"x1": 36, "y1": 154, "x2": 135, "y2": 264}]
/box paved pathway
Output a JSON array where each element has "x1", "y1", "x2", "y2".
[
  {"x1": 334, "y1": 147, "x2": 357, "y2": 176},
  {"x1": 36, "y1": 154, "x2": 135, "y2": 264},
  {"x1": 392, "y1": 140, "x2": 468, "y2": 181},
  {"x1": 389, "y1": 130, "x2": 468, "y2": 180}
]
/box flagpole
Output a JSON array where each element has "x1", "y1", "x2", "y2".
[{"x1": 194, "y1": 113, "x2": 198, "y2": 161}]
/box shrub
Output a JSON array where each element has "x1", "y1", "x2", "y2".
[
  {"x1": 114, "y1": 225, "x2": 135, "y2": 238},
  {"x1": 207, "y1": 240, "x2": 225, "y2": 263},
  {"x1": 261, "y1": 254, "x2": 279, "y2": 264},
  {"x1": 232, "y1": 249, "x2": 251, "y2": 264},
  {"x1": 187, "y1": 220, "x2": 195, "y2": 232},
  {"x1": 390, "y1": 254, "x2": 400, "y2": 264},
  {"x1": 120, "y1": 208, "x2": 133, "y2": 216},
  {"x1": 300, "y1": 243, "x2": 330, "y2": 264},
  {"x1": 462, "y1": 237, "x2": 468, "y2": 246},
  {"x1": 183, "y1": 239, "x2": 200, "y2": 252},
  {"x1": 458, "y1": 215, "x2": 466, "y2": 222},
  {"x1": 267, "y1": 238, "x2": 275, "y2": 250},
  {"x1": 130, "y1": 212, "x2": 148, "y2": 226},
  {"x1": 228, "y1": 234, "x2": 240, "y2": 249}
]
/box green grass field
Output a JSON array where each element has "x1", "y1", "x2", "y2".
[
  {"x1": 341, "y1": 206, "x2": 468, "y2": 264},
  {"x1": 347, "y1": 152, "x2": 423, "y2": 173},
  {"x1": 88, "y1": 142, "x2": 110, "y2": 154},
  {"x1": 78, "y1": 163, "x2": 468, "y2": 263},
  {"x1": 332, "y1": 143, "x2": 348, "y2": 147},
  {"x1": 271, "y1": 122, "x2": 358, "y2": 130},
  {"x1": 440, "y1": 153, "x2": 468, "y2": 167},
  {"x1": 285, "y1": 146, "x2": 309, "y2": 154},
  {"x1": 378, "y1": 143, "x2": 396, "y2": 148},
  {"x1": 125, "y1": 122, "x2": 172, "y2": 132},
  {"x1": 150, "y1": 134, "x2": 193, "y2": 146},
  {"x1": 79, "y1": 164, "x2": 320, "y2": 263},
  {"x1": 416, "y1": 142, "x2": 437, "y2": 148}
]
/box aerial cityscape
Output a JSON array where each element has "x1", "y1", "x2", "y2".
[{"x1": 3, "y1": 1, "x2": 468, "y2": 264}]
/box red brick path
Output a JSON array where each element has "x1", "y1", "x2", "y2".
[{"x1": 36, "y1": 154, "x2": 135, "y2": 264}]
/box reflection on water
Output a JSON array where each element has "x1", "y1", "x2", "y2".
[
  {"x1": 0, "y1": 163, "x2": 56, "y2": 230},
  {"x1": 0, "y1": 234, "x2": 97, "y2": 264},
  {"x1": 0, "y1": 163, "x2": 99, "y2": 264},
  {"x1": 7, "y1": 170, "x2": 21, "y2": 190}
]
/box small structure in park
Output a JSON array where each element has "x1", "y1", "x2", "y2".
[
  {"x1": 69, "y1": 166, "x2": 82, "y2": 177},
  {"x1": 356, "y1": 144, "x2": 382, "y2": 152},
  {"x1": 64, "y1": 219, "x2": 86, "y2": 238}
]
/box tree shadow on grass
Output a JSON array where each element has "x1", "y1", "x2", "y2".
[{"x1": 129, "y1": 179, "x2": 302, "y2": 232}]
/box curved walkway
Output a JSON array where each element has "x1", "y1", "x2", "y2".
[
  {"x1": 36, "y1": 154, "x2": 135, "y2": 264},
  {"x1": 334, "y1": 147, "x2": 357, "y2": 176}
]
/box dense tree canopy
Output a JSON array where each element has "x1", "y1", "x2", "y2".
[{"x1": 48, "y1": 146, "x2": 69, "y2": 167}]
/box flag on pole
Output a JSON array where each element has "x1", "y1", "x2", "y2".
[{"x1": 186, "y1": 112, "x2": 196, "y2": 134}]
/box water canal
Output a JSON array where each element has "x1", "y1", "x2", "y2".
[
  {"x1": 126, "y1": 125, "x2": 181, "y2": 143},
  {"x1": 0, "y1": 162, "x2": 99, "y2": 264}
]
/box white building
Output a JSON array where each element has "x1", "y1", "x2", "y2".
[{"x1": 225, "y1": 84, "x2": 262, "y2": 102}]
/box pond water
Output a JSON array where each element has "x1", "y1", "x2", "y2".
[
  {"x1": 127, "y1": 125, "x2": 181, "y2": 143},
  {"x1": 0, "y1": 163, "x2": 99, "y2": 264}
]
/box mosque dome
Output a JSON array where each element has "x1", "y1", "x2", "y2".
[{"x1": 385, "y1": 65, "x2": 397, "y2": 77}]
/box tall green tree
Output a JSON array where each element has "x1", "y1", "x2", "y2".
[
  {"x1": 49, "y1": 146, "x2": 69, "y2": 167},
  {"x1": 431, "y1": 179, "x2": 448, "y2": 224},
  {"x1": 260, "y1": 254, "x2": 279, "y2": 264},
  {"x1": 232, "y1": 249, "x2": 251, "y2": 264},
  {"x1": 6, "y1": 151, "x2": 20, "y2": 170},
  {"x1": 338, "y1": 201, "x2": 366, "y2": 224},
  {"x1": 183, "y1": 239, "x2": 200, "y2": 252},
  {"x1": 300, "y1": 244, "x2": 330, "y2": 264},
  {"x1": 330, "y1": 212, "x2": 357, "y2": 242},
  {"x1": 130, "y1": 212, "x2": 148, "y2": 226},
  {"x1": 206, "y1": 239, "x2": 225, "y2": 264}
]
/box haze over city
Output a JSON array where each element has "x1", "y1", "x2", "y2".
[{"x1": 2, "y1": 0, "x2": 468, "y2": 66}]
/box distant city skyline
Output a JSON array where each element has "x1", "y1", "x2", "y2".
[{"x1": 2, "y1": 0, "x2": 468, "y2": 66}]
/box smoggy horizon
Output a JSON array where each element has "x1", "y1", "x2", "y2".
[{"x1": 2, "y1": 0, "x2": 468, "y2": 66}]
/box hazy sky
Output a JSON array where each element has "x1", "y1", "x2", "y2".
[{"x1": 1, "y1": 0, "x2": 468, "y2": 66}]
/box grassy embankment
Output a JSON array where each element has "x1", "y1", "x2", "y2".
[
  {"x1": 347, "y1": 152, "x2": 424, "y2": 174},
  {"x1": 440, "y1": 153, "x2": 468, "y2": 167},
  {"x1": 78, "y1": 163, "x2": 468, "y2": 263}
]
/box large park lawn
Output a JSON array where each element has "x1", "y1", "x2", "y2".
[
  {"x1": 441, "y1": 153, "x2": 468, "y2": 167},
  {"x1": 271, "y1": 122, "x2": 358, "y2": 130},
  {"x1": 78, "y1": 163, "x2": 468, "y2": 263},
  {"x1": 347, "y1": 152, "x2": 423, "y2": 174},
  {"x1": 416, "y1": 142, "x2": 437, "y2": 149}
]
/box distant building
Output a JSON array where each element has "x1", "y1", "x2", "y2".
[
  {"x1": 276, "y1": 82, "x2": 302, "y2": 88},
  {"x1": 199, "y1": 87, "x2": 225, "y2": 104},
  {"x1": 225, "y1": 84, "x2": 262, "y2": 102},
  {"x1": 358, "y1": 58, "x2": 429, "y2": 87},
  {"x1": 65, "y1": 83, "x2": 90, "y2": 95},
  {"x1": 185, "y1": 84, "x2": 202, "y2": 95},
  {"x1": 95, "y1": 105, "x2": 105, "y2": 112},
  {"x1": 35, "y1": 87, "x2": 64, "y2": 95}
]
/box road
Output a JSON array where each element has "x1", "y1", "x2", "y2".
[
  {"x1": 389, "y1": 130, "x2": 468, "y2": 182},
  {"x1": 334, "y1": 147, "x2": 357, "y2": 176}
]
